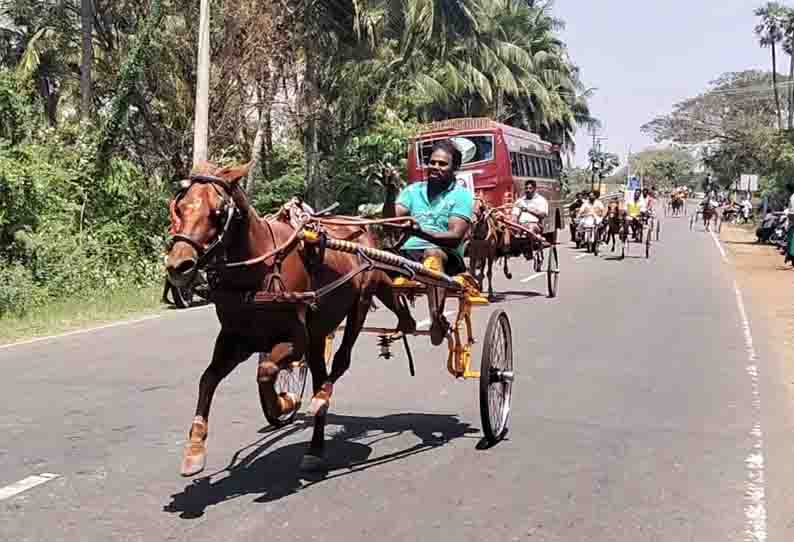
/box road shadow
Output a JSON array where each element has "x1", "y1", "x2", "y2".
[
  {"x1": 488, "y1": 291, "x2": 544, "y2": 303},
  {"x1": 163, "y1": 412, "x2": 476, "y2": 519}
]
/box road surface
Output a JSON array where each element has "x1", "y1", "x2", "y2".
[{"x1": 2, "y1": 211, "x2": 793, "y2": 541}]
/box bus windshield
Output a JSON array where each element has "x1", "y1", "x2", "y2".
[{"x1": 417, "y1": 134, "x2": 494, "y2": 167}]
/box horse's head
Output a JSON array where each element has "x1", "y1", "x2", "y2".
[
  {"x1": 471, "y1": 199, "x2": 492, "y2": 241},
  {"x1": 165, "y1": 161, "x2": 252, "y2": 288}
]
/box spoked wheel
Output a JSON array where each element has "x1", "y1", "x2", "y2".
[
  {"x1": 479, "y1": 309, "x2": 514, "y2": 445},
  {"x1": 645, "y1": 226, "x2": 651, "y2": 259},
  {"x1": 259, "y1": 360, "x2": 309, "y2": 428},
  {"x1": 546, "y1": 245, "x2": 559, "y2": 298},
  {"x1": 655, "y1": 219, "x2": 661, "y2": 241}
]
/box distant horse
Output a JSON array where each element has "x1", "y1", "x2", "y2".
[
  {"x1": 603, "y1": 201, "x2": 627, "y2": 253},
  {"x1": 468, "y1": 198, "x2": 510, "y2": 298},
  {"x1": 671, "y1": 196, "x2": 684, "y2": 216},
  {"x1": 165, "y1": 161, "x2": 415, "y2": 475}
]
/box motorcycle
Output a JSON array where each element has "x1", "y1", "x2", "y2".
[{"x1": 578, "y1": 215, "x2": 599, "y2": 255}]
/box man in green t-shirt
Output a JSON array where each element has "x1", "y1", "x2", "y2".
[{"x1": 388, "y1": 139, "x2": 474, "y2": 344}]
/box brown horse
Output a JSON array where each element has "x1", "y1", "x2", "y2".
[
  {"x1": 165, "y1": 161, "x2": 415, "y2": 475},
  {"x1": 468, "y1": 198, "x2": 511, "y2": 298},
  {"x1": 671, "y1": 195, "x2": 684, "y2": 216},
  {"x1": 603, "y1": 202, "x2": 628, "y2": 253}
]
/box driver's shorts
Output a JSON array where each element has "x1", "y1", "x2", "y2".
[{"x1": 400, "y1": 249, "x2": 467, "y2": 277}]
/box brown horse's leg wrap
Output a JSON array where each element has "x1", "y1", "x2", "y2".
[
  {"x1": 257, "y1": 355, "x2": 280, "y2": 383},
  {"x1": 181, "y1": 416, "x2": 208, "y2": 477},
  {"x1": 309, "y1": 382, "x2": 334, "y2": 416}
]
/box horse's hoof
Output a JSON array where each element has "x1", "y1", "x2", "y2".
[
  {"x1": 300, "y1": 453, "x2": 328, "y2": 472},
  {"x1": 180, "y1": 447, "x2": 207, "y2": 477}
]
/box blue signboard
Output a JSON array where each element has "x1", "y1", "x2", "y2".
[{"x1": 627, "y1": 176, "x2": 641, "y2": 190}]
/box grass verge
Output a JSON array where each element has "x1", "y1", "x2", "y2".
[{"x1": 0, "y1": 284, "x2": 168, "y2": 346}]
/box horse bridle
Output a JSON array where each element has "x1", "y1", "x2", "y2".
[{"x1": 169, "y1": 174, "x2": 241, "y2": 269}]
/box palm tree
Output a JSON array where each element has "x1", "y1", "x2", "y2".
[{"x1": 755, "y1": 2, "x2": 786, "y2": 131}]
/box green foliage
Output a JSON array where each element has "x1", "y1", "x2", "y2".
[
  {"x1": 321, "y1": 110, "x2": 420, "y2": 213},
  {"x1": 0, "y1": 68, "x2": 38, "y2": 143},
  {"x1": 0, "y1": 261, "x2": 49, "y2": 317},
  {"x1": 0, "y1": 84, "x2": 170, "y2": 316},
  {"x1": 250, "y1": 140, "x2": 306, "y2": 214}
]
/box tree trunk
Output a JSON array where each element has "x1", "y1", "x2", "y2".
[
  {"x1": 247, "y1": 105, "x2": 265, "y2": 194},
  {"x1": 788, "y1": 52, "x2": 794, "y2": 130},
  {"x1": 303, "y1": 31, "x2": 320, "y2": 207},
  {"x1": 80, "y1": 0, "x2": 93, "y2": 120},
  {"x1": 773, "y1": 44, "x2": 782, "y2": 131}
]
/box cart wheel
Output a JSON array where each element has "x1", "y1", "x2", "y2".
[
  {"x1": 645, "y1": 228, "x2": 651, "y2": 259},
  {"x1": 479, "y1": 310, "x2": 513, "y2": 444},
  {"x1": 260, "y1": 360, "x2": 308, "y2": 428},
  {"x1": 689, "y1": 215, "x2": 695, "y2": 230},
  {"x1": 547, "y1": 245, "x2": 559, "y2": 298},
  {"x1": 656, "y1": 219, "x2": 661, "y2": 241},
  {"x1": 621, "y1": 240, "x2": 626, "y2": 260}
]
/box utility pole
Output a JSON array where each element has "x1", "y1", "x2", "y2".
[
  {"x1": 588, "y1": 127, "x2": 599, "y2": 191},
  {"x1": 193, "y1": 0, "x2": 210, "y2": 167}
]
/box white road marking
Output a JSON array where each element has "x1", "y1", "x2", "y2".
[
  {"x1": 0, "y1": 473, "x2": 59, "y2": 500},
  {"x1": 711, "y1": 230, "x2": 728, "y2": 263},
  {"x1": 734, "y1": 282, "x2": 767, "y2": 542},
  {"x1": 0, "y1": 315, "x2": 162, "y2": 351},
  {"x1": 520, "y1": 273, "x2": 544, "y2": 283},
  {"x1": 166, "y1": 304, "x2": 213, "y2": 314},
  {"x1": 575, "y1": 254, "x2": 588, "y2": 260},
  {"x1": 416, "y1": 310, "x2": 454, "y2": 329}
]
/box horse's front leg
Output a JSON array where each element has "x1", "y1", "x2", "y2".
[{"x1": 181, "y1": 331, "x2": 250, "y2": 477}]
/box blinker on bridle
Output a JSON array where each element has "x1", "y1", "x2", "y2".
[{"x1": 169, "y1": 174, "x2": 240, "y2": 268}]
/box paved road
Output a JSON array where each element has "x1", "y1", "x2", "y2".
[{"x1": 2, "y1": 212, "x2": 794, "y2": 541}]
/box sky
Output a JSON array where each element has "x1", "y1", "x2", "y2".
[{"x1": 553, "y1": 0, "x2": 771, "y2": 168}]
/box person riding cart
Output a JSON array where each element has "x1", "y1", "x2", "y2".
[
  {"x1": 389, "y1": 139, "x2": 474, "y2": 346},
  {"x1": 511, "y1": 180, "x2": 549, "y2": 257},
  {"x1": 626, "y1": 189, "x2": 649, "y2": 240},
  {"x1": 568, "y1": 192, "x2": 585, "y2": 242}
]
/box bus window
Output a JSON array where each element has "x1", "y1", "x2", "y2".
[
  {"x1": 417, "y1": 134, "x2": 495, "y2": 167},
  {"x1": 519, "y1": 154, "x2": 529, "y2": 177},
  {"x1": 542, "y1": 159, "x2": 550, "y2": 178},
  {"x1": 510, "y1": 152, "x2": 520, "y2": 176},
  {"x1": 527, "y1": 155, "x2": 537, "y2": 177}
]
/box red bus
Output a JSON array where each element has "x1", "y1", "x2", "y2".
[{"x1": 406, "y1": 117, "x2": 564, "y2": 234}]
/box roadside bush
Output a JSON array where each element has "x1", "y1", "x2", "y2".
[{"x1": 0, "y1": 261, "x2": 48, "y2": 317}]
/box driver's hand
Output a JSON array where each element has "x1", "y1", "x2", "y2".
[{"x1": 383, "y1": 166, "x2": 401, "y2": 184}]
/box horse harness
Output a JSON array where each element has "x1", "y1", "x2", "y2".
[{"x1": 168, "y1": 174, "x2": 416, "y2": 309}]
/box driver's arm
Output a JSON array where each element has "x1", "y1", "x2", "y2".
[
  {"x1": 420, "y1": 216, "x2": 470, "y2": 249},
  {"x1": 395, "y1": 203, "x2": 410, "y2": 218}
]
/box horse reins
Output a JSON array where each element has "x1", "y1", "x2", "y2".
[{"x1": 170, "y1": 177, "x2": 417, "y2": 272}]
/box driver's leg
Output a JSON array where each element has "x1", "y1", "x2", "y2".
[{"x1": 422, "y1": 248, "x2": 450, "y2": 346}]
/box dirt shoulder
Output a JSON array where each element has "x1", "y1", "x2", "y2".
[{"x1": 721, "y1": 223, "x2": 794, "y2": 376}]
